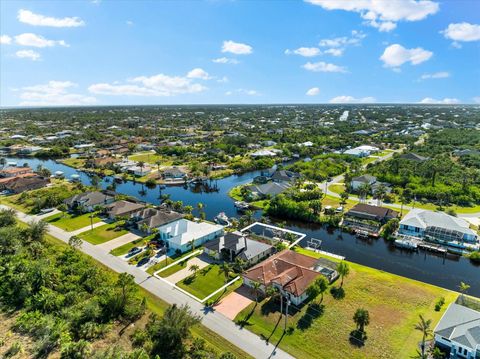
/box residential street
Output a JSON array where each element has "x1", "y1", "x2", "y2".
[{"x1": 2, "y1": 204, "x2": 293, "y2": 359}]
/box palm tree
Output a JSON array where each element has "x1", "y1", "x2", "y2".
[
  {"x1": 316, "y1": 276, "x2": 328, "y2": 303},
  {"x1": 155, "y1": 160, "x2": 162, "y2": 174},
  {"x1": 137, "y1": 161, "x2": 145, "y2": 175},
  {"x1": 189, "y1": 264, "x2": 200, "y2": 277},
  {"x1": 374, "y1": 183, "x2": 387, "y2": 206},
  {"x1": 69, "y1": 235, "x2": 82, "y2": 250},
  {"x1": 0, "y1": 157, "x2": 6, "y2": 169},
  {"x1": 250, "y1": 281, "x2": 262, "y2": 305},
  {"x1": 340, "y1": 191, "x2": 349, "y2": 206},
  {"x1": 414, "y1": 314, "x2": 432, "y2": 358},
  {"x1": 337, "y1": 261, "x2": 350, "y2": 288},
  {"x1": 353, "y1": 308, "x2": 370, "y2": 333},
  {"x1": 219, "y1": 262, "x2": 231, "y2": 284},
  {"x1": 188, "y1": 239, "x2": 195, "y2": 252},
  {"x1": 459, "y1": 281, "x2": 470, "y2": 304}
]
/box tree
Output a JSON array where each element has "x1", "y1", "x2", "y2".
[
  {"x1": 219, "y1": 262, "x2": 231, "y2": 284},
  {"x1": 414, "y1": 314, "x2": 432, "y2": 358},
  {"x1": 353, "y1": 308, "x2": 370, "y2": 333},
  {"x1": 306, "y1": 276, "x2": 329, "y2": 303},
  {"x1": 69, "y1": 235, "x2": 82, "y2": 250},
  {"x1": 91, "y1": 175, "x2": 101, "y2": 189},
  {"x1": 337, "y1": 261, "x2": 350, "y2": 288},
  {"x1": 58, "y1": 203, "x2": 68, "y2": 218},
  {"x1": 250, "y1": 281, "x2": 262, "y2": 304},
  {"x1": 188, "y1": 239, "x2": 195, "y2": 252},
  {"x1": 340, "y1": 191, "x2": 349, "y2": 206},
  {"x1": 0, "y1": 157, "x2": 6, "y2": 169},
  {"x1": 189, "y1": 264, "x2": 200, "y2": 277},
  {"x1": 374, "y1": 183, "x2": 387, "y2": 206},
  {"x1": 0, "y1": 208, "x2": 16, "y2": 227},
  {"x1": 309, "y1": 200, "x2": 322, "y2": 216},
  {"x1": 28, "y1": 220, "x2": 48, "y2": 243},
  {"x1": 459, "y1": 281, "x2": 470, "y2": 304},
  {"x1": 358, "y1": 183, "x2": 371, "y2": 203}
]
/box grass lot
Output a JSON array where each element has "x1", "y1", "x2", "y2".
[
  {"x1": 110, "y1": 234, "x2": 154, "y2": 256},
  {"x1": 78, "y1": 221, "x2": 128, "y2": 245},
  {"x1": 177, "y1": 264, "x2": 238, "y2": 299},
  {"x1": 129, "y1": 151, "x2": 173, "y2": 167},
  {"x1": 45, "y1": 212, "x2": 102, "y2": 231},
  {"x1": 228, "y1": 185, "x2": 269, "y2": 209},
  {"x1": 59, "y1": 157, "x2": 86, "y2": 168},
  {"x1": 146, "y1": 250, "x2": 194, "y2": 275},
  {"x1": 235, "y1": 247, "x2": 457, "y2": 359},
  {"x1": 30, "y1": 221, "x2": 252, "y2": 359}
]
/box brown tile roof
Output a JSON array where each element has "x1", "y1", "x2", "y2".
[
  {"x1": 0, "y1": 167, "x2": 33, "y2": 176},
  {"x1": 243, "y1": 250, "x2": 321, "y2": 297},
  {"x1": 0, "y1": 173, "x2": 36, "y2": 184},
  {"x1": 105, "y1": 200, "x2": 145, "y2": 216},
  {"x1": 347, "y1": 203, "x2": 399, "y2": 220}
]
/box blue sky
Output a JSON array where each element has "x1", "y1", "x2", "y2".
[{"x1": 1, "y1": 0, "x2": 479, "y2": 106}]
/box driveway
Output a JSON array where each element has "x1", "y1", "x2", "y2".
[
  {"x1": 98, "y1": 232, "x2": 140, "y2": 251},
  {"x1": 215, "y1": 285, "x2": 254, "y2": 320},
  {"x1": 165, "y1": 254, "x2": 212, "y2": 284}
]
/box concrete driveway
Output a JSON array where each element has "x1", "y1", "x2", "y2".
[
  {"x1": 165, "y1": 255, "x2": 212, "y2": 284},
  {"x1": 214, "y1": 285, "x2": 254, "y2": 320},
  {"x1": 98, "y1": 232, "x2": 140, "y2": 251}
]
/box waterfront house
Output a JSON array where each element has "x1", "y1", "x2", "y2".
[
  {"x1": 270, "y1": 169, "x2": 301, "y2": 184},
  {"x1": 0, "y1": 166, "x2": 33, "y2": 178},
  {"x1": 2, "y1": 176, "x2": 50, "y2": 194},
  {"x1": 204, "y1": 231, "x2": 274, "y2": 264},
  {"x1": 64, "y1": 191, "x2": 116, "y2": 213},
  {"x1": 242, "y1": 250, "x2": 338, "y2": 306},
  {"x1": 127, "y1": 165, "x2": 152, "y2": 177},
  {"x1": 343, "y1": 204, "x2": 399, "y2": 235},
  {"x1": 104, "y1": 200, "x2": 145, "y2": 220},
  {"x1": 398, "y1": 209, "x2": 478, "y2": 246},
  {"x1": 131, "y1": 208, "x2": 184, "y2": 233},
  {"x1": 248, "y1": 181, "x2": 291, "y2": 199},
  {"x1": 433, "y1": 303, "x2": 480, "y2": 359},
  {"x1": 162, "y1": 167, "x2": 187, "y2": 180}
]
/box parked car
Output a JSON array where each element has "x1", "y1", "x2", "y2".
[
  {"x1": 137, "y1": 257, "x2": 150, "y2": 267},
  {"x1": 0, "y1": 190, "x2": 11, "y2": 196},
  {"x1": 128, "y1": 247, "x2": 142, "y2": 256},
  {"x1": 39, "y1": 208, "x2": 55, "y2": 215}
]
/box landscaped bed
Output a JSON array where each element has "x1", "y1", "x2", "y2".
[
  {"x1": 149, "y1": 251, "x2": 200, "y2": 277},
  {"x1": 176, "y1": 264, "x2": 238, "y2": 300},
  {"x1": 110, "y1": 234, "x2": 155, "y2": 256},
  {"x1": 45, "y1": 212, "x2": 102, "y2": 231},
  {"x1": 234, "y1": 247, "x2": 457, "y2": 359},
  {"x1": 78, "y1": 221, "x2": 128, "y2": 245}
]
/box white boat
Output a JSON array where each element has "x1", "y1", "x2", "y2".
[
  {"x1": 214, "y1": 212, "x2": 231, "y2": 226},
  {"x1": 7, "y1": 161, "x2": 17, "y2": 167},
  {"x1": 54, "y1": 171, "x2": 64, "y2": 178},
  {"x1": 394, "y1": 239, "x2": 418, "y2": 250},
  {"x1": 70, "y1": 174, "x2": 80, "y2": 182},
  {"x1": 234, "y1": 201, "x2": 250, "y2": 210}
]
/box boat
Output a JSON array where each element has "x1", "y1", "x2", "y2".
[
  {"x1": 214, "y1": 212, "x2": 231, "y2": 226},
  {"x1": 356, "y1": 230, "x2": 370, "y2": 239},
  {"x1": 54, "y1": 171, "x2": 64, "y2": 178},
  {"x1": 234, "y1": 201, "x2": 250, "y2": 211},
  {"x1": 70, "y1": 174, "x2": 80, "y2": 182},
  {"x1": 394, "y1": 239, "x2": 418, "y2": 250},
  {"x1": 113, "y1": 175, "x2": 123, "y2": 183},
  {"x1": 6, "y1": 161, "x2": 17, "y2": 167}
]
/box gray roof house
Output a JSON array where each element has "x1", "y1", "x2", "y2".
[
  {"x1": 64, "y1": 191, "x2": 115, "y2": 212},
  {"x1": 248, "y1": 182, "x2": 291, "y2": 198},
  {"x1": 104, "y1": 200, "x2": 145, "y2": 219},
  {"x1": 434, "y1": 303, "x2": 480, "y2": 358},
  {"x1": 131, "y1": 208, "x2": 184, "y2": 232},
  {"x1": 270, "y1": 169, "x2": 301, "y2": 183},
  {"x1": 204, "y1": 231, "x2": 274, "y2": 264},
  {"x1": 350, "y1": 174, "x2": 377, "y2": 191},
  {"x1": 399, "y1": 153, "x2": 429, "y2": 162}
]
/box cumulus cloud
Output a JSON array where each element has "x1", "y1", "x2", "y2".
[
  {"x1": 18, "y1": 81, "x2": 96, "y2": 106},
  {"x1": 306, "y1": 0, "x2": 439, "y2": 32},
  {"x1": 303, "y1": 61, "x2": 347, "y2": 73},
  {"x1": 306, "y1": 87, "x2": 320, "y2": 96},
  {"x1": 15, "y1": 33, "x2": 68, "y2": 48},
  {"x1": 324, "y1": 48, "x2": 343, "y2": 56},
  {"x1": 329, "y1": 95, "x2": 376, "y2": 103},
  {"x1": 420, "y1": 71, "x2": 450, "y2": 80},
  {"x1": 186, "y1": 68, "x2": 211, "y2": 80},
  {"x1": 285, "y1": 47, "x2": 321, "y2": 57},
  {"x1": 380, "y1": 44, "x2": 432, "y2": 69},
  {"x1": 442, "y1": 22, "x2": 480, "y2": 43},
  {"x1": 18, "y1": 9, "x2": 85, "y2": 27},
  {"x1": 212, "y1": 57, "x2": 239, "y2": 64},
  {"x1": 126, "y1": 20, "x2": 134, "y2": 26},
  {"x1": 225, "y1": 88, "x2": 260, "y2": 96},
  {"x1": 473, "y1": 96, "x2": 480, "y2": 104},
  {"x1": 221, "y1": 40, "x2": 253, "y2": 55},
  {"x1": 16, "y1": 50, "x2": 41, "y2": 61},
  {"x1": 419, "y1": 97, "x2": 460, "y2": 104},
  {"x1": 1, "y1": 35, "x2": 12, "y2": 44},
  {"x1": 89, "y1": 72, "x2": 207, "y2": 97}
]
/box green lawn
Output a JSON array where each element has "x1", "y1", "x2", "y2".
[
  {"x1": 148, "y1": 251, "x2": 200, "y2": 277},
  {"x1": 45, "y1": 212, "x2": 102, "y2": 232},
  {"x1": 235, "y1": 247, "x2": 458, "y2": 359},
  {"x1": 78, "y1": 221, "x2": 128, "y2": 245},
  {"x1": 128, "y1": 151, "x2": 174, "y2": 167},
  {"x1": 177, "y1": 264, "x2": 236, "y2": 299},
  {"x1": 60, "y1": 158, "x2": 86, "y2": 168},
  {"x1": 110, "y1": 234, "x2": 154, "y2": 256}
]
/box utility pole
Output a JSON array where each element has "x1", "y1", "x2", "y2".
[{"x1": 284, "y1": 298, "x2": 290, "y2": 331}]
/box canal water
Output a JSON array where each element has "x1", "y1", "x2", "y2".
[{"x1": 4, "y1": 157, "x2": 480, "y2": 296}]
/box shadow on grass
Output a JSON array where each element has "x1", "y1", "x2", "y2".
[
  {"x1": 237, "y1": 302, "x2": 258, "y2": 328},
  {"x1": 330, "y1": 286, "x2": 345, "y2": 300},
  {"x1": 182, "y1": 275, "x2": 196, "y2": 285},
  {"x1": 349, "y1": 329, "x2": 367, "y2": 347},
  {"x1": 296, "y1": 303, "x2": 325, "y2": 331}
]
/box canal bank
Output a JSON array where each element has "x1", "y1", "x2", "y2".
[{"x1": 3, "y1": 157, "x2": 479, "y2": 296}]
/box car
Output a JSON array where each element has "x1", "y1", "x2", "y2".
[
  {"x1": 136, "y1": 257, "x2": 150, "y2": 267},
  {"x1": 39, "y1": 207, "x2": 55, "y2": 215},
  {"x1": 128, "y1": 247, "x2": 142, "y2": 256},
  {"x1": 0, "y1": 190, "x2": 11, "y2": 196}
]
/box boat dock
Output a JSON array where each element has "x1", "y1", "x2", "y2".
[{"x1": 394, "y1": 234, "x2": 447, "y2": 254}]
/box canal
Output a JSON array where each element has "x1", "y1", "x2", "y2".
[{"x1": 4, "y1": 157, "x2": 480, "y2": 296}]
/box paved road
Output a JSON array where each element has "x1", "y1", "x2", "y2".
[
  {"x1": 319, "y1": 151, "x2": 480, "y2": 219},
  {"x1": 3, "y1": 205, "x2": 293, "y2": 359}
]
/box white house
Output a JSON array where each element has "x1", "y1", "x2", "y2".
[
  {"x1": 434, "y1": 303, "x2": 480, "y2": 359},
  {"x1": 128, "y1": 165, "x2": 152, "y2": 177},
  {"x1": 158, "y1": 219, "x2": 224, "y2": 253}
]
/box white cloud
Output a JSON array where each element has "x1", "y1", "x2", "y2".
[
  {"x1": 221, "y1": 40, "x2": 253, "y2": 55},
  {"x1": 329, "y1": 95, "x2": 376, "y2": 103},
  {"x1": 420, "y1": 71, "x2": 450, "y2": 80},
  {"x1": 126, "y1": 20, "x2": 134, "y2": 26},
  {"x1": 473, "y1": 96, "x2": 480, "y2": 104},
  {"x1": 186, "y1": 68, "x2": 211, "y2": 80},
  {"x1": 217, "y1": 76, "x2": 229, "y2": 83},
  {"x1": 89, "y1": 73, "x2": 207, "y2": 97},
  {"x1": 212, "y1": 57, "x2": 239, "y2": 64},
  {"x1": 18, "y1": 81, "x2": 96, "y2": 106},
  {"x1": 226, "y1": 88, "x2": 260, "y2": 96},
  {"x1": 18, "y1": 9, "x2": 85, "y2": 27},
  {"x1": 285, "y1": 47, "x2": 321, "y2": 57},
  {"x1": 324, "y1": 48, "x2": 343, "y2": 56},
  {"x1": 318, "y1": 30, "x2": 366, "y2": 47},
  {"x1": 303, "y1": 61, "x2": 347, "y2": 73},
  {"x1": 306, "y1": 0, "x2": 439, "y2": 32},
  {"x1": 380, "y1": 44, "x2": 432, "y2": 69},
  {"x1": 419, "y1": 97, "x2": 460, "y2": 104},
  {"x1": 15, "y1": 50, "x2": 41, "y2": 61},
  {"x1": 15, "y1": 33, "x2": 69, "y2": 48},
  {"x1": 306, "y1": 87, "x2": 320, "y2": 96},
  {"x1": 1, "y1": 35, "x2": 12, "y2": 45},
  {"x1": 442, "y1": 22, "x2": 480, "y2": 42}
]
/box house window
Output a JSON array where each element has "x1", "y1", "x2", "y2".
[{"x1": 414, "y1": 227, "x2": 420, "y2": 233}]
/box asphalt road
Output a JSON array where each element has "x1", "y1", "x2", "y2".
[{"x1": 3, "y1": 204, "x2": 293, "y2": 359}]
